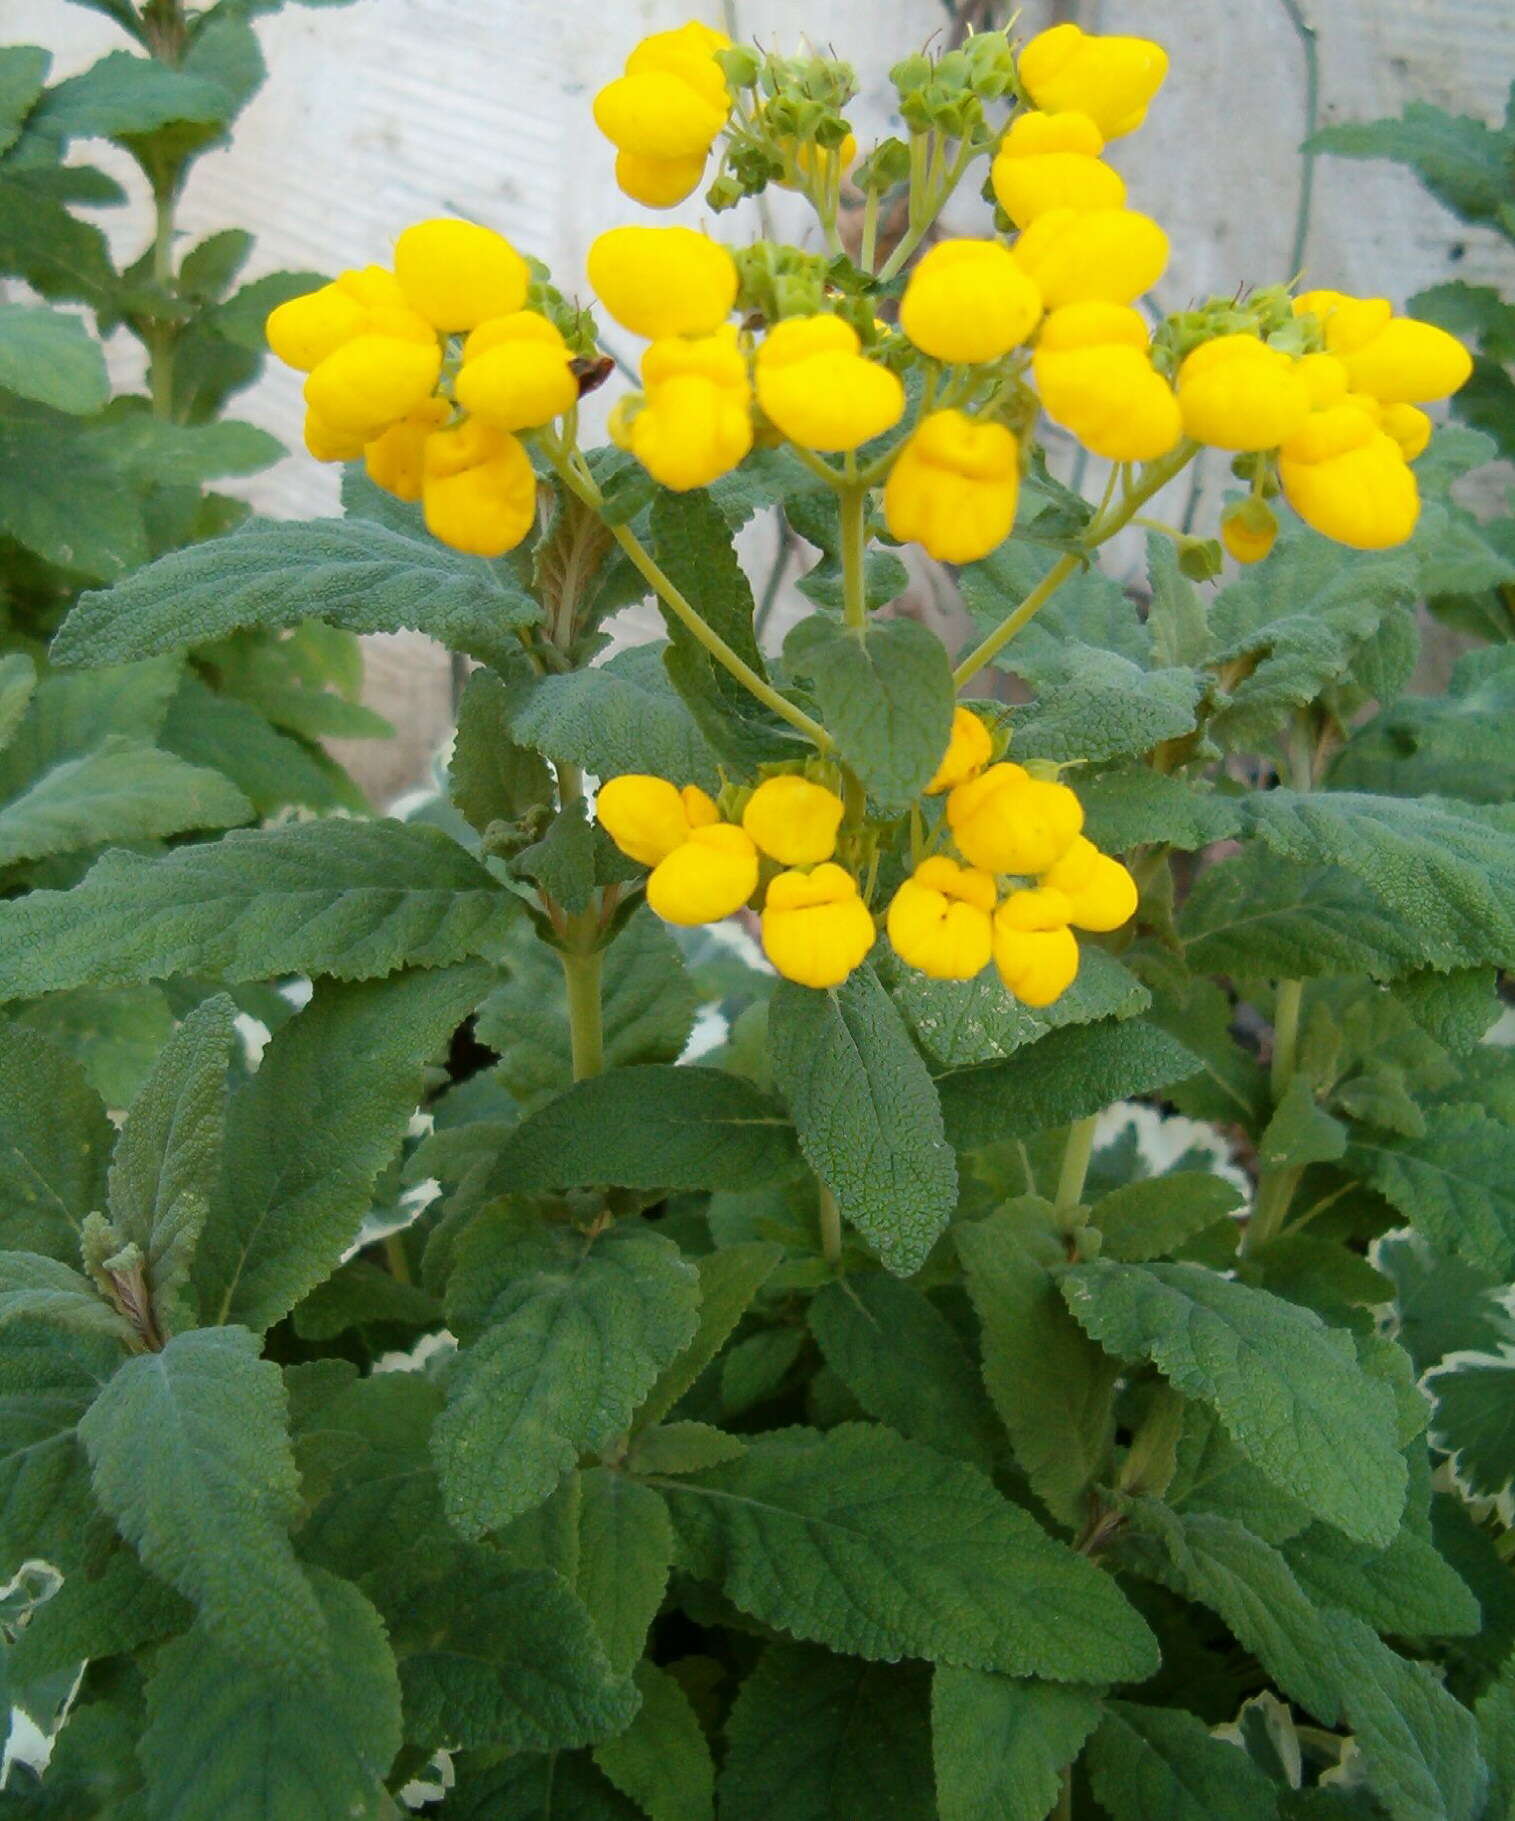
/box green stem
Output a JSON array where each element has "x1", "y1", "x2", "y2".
[
  {"x1": 1055, "y1": 1114, "x2": 1098, "y2": 1227},
  {"x1": 839, "y1": 484, "x2": 868, "y2": 631},
  {"x1": 383, "y1": 1231, "x2": 412, "y2": 1286},
  {"x1": 146, "y1": 181, "x2": 177, "y2": 420},
  {"x1": 953, "y1": 551, "x2": 1080, "y2": 691},
  {"x1": 877, "y1": 136, "x2": 979, "y2": 282},
  {"x1": 818, "y1": 1184, "x2": 843, "y2": 1265},
  {"x1": 562, "y1": 947, "x2": 605, "y2": 1080},
  {"x1": 860, "y1": 186, "x2": 880, "y2": 274},
  {"x1": 1270, "y1": 978, "x2": 1303, "y2": 1103}
]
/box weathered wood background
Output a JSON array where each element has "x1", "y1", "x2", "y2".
[{"x1": 17, "y1": 0, "x2": 1515, "y2": 801}]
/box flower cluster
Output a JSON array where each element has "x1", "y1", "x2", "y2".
[
  {"x1": 592, "y1": 21, "x2": 733, "y2": 208},
  {"x1": 266, "y1": 218, "x2": 581, "y2": 558},
  {"x1": 596, "y1": 707, "x2": 1136, "y2": 1005}
]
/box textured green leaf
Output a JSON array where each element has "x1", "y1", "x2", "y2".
[
  {"x1": 0, "y1": 302, "x2": 107, "y2": 414},
  {"x1": 0, "y1": 46, "x2": 49, "y2": 157},
  {"x1": 0, "y1": 1322, "x2": 116, "y2": 1576},
  {"x1": 0, "y1": 820, "x2": 514, "y2": 999},
  {"x1": 1308, "y1": 103, "x2": 1514, "y2": 225},
  {"x1": 639, "y1": 1241, "x2": 782, "y2": 1429},
  {"x1": 0, "y1": 657, "x2": 182, "y2": 789},
  {"x1": 34, "y1": 49, "x2": 236, "y2": 145},
  {"x1": 595, "y1": 1660, "x2": 715, "y2": 1821},
  {"x1": 434, "y1": 1214, "x2": 699, "y2": 1537},
  {"x1": 958, "y1": 1200, "x2": 1117, "y2": 1524},
  {"x1": 1325, "y1": 1609, "x2": 1486, "y2": 1821},
  {"x1": 140, "y1": 1570, "x2": 399, "y2": 1821},
  {"x1": 1077, "y1": 768, "x2": 1245, "y2": 854},
  {"x1": 6, "y1": 1547, "x2": 189, "y2": 1688},
  {"x1": 626, "y1": 1419, "x2": 745, "y2": 1475},
  {"x1": 1374, "y1": 1231, "x2": 1515, "y2": 1374},
  {"x1": 1348, "y1": 1105, "x2": 1515, "y2": 1279},
  {"x1": 1147, "y1": 531, "x2": 1213, "y2": 667},
  {"x1": 661, "y1": 1423, "x2": 1159, "y2": 1680},
  {"x1": 1011, "y1": 645, "x2": 1204, "y2": 764},
  {"x1": 720, "y1": 1643, "x2": 935, "y2": 1821},
  {"x1": 55, "y1": 517, "x2": 539, "y2": 672},
  {"x1": 78, "y1": 1325, "x2": 323, "y2": 1675},
  {"x1": 0, "y1": 651, "x2": 36, "y2": 753},
  {"x1": 1475, "y1": 1657, "x2": 1515, "y2": 1821},
  {"x1": 785, "y1": 617, "x2": 954, "y2": 813},
  {"x1": 961, "y1": 542, "x2": 1147, "y2": 667},
  {"x1": 0, "y1": 400, "x2": 147, "y2": 578},
  {"x1": 289, "y1": 1257, "x2": 441, "y2": 1341},
  {"x1": 1061, "y1": 1260, "x2": 1406, "y2": 1545},
  {"x1": 485, "y1": 1066, "x2": 800, "y2": 1197},
  {"x1": 932, "y1": 1671, "x2": 1101, "y2": 1821},
  {"x1": 198, "y1": 966, "x2": 484, "y2": 1333},
  {"x1": 808, "y1": 1273, "x2": 1000, "y2": 1468},
  {"x1": 575, "y1": 1466, "x2": 674, "y2": 1675},
  {"x1": 1259, "y1": 1074, "x2": 1347, "y2": 1170},
  {"x1": 1332, "y1": 647, "x2": 1515, "y2": 804},
  {"x1": 1166, "y1": 1404, "x2": 1313, "y2": 1545},
  {"x1": 1282, "y1": 1519, "x2": 1480, "y2": 1639},
  {"x1": 0, "y1": 168, "x2": 118, "y2": 311},
  {"x1": 769, "y1": 968, "x2": 957, "y2": 1275},
  {"x1": 443, "y1": 1755, "x2": 642, "y2": 1819},
  {"x1": 0, "y1": 1252, "x2": 133, "y2": 1345},
  {"x1": 1087, "y1": 1701, "x2": 1280, "y2": 1821},
  {"x1": 0, "y1": 1022, "x2": 112, "y2": 1260},
  {"x1": 86, "y1": 412, "x2": 280, "y2": 489},
  {"x1": 508, "y1": 645, "x2": 717, "y2": 789},
  {"x1": 1425, "y1": 1353, "x2": 1515, "y2": 1509},
  {"x1": 447, "y1": 667, "x2": 552, "y2": 835},
  {"x1": 1091, "y1": 1173, "x2": 1243, "y2": 1263},
  {"x1": 159, "y1": 676, "x2": 364, "y2": 817},
  {"x1": 938, "y1": 1020, "x2": 1202, "y2": 1150}
]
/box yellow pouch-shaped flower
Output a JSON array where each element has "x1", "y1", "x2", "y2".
[
  {"x1": 990, "y1": 109, "x2": 1126, "y2": 228},
  {"x1": 1013, "y1": 207, "x2": 1168, "y2": 308},
  {"x1": 394, "y1": 219, "x2": 530, "y2": 333},
  {"x1": 421, "y1": 419, "x2": 537, "y2": 557},
  {"x1": 1295, "y1": 291, "x2": 1471, "y2": 405},
  {"x1": 303, "y1": 335, "x2": 443, "y2": 440},
  {"x1": 887, "y1": 856, "x2": 996, "y2": 980},
  {"x1": 761, "y1": 862, "x2": 875, "y2": 988},
  {"x1": 364, "y1": 396, "x2": 450, "y2": 501},
  {"x1": 588, "y1": 227, "x2": 738, "y2": 341},
  {"x1": 947, "y1": 761, "x2": 1083, "y2": 876},
  {"x1": 883, "y1": 409, "x2": 1019, "y2": 565},
  {"x1": 649, "y1": 823, "x2": 759, "y2": 925},
  {"x1": 303, "y1": 408, "x2": 367, "y2": 464},
  {"x1": 899, "y1": 240, "x2": 1044, "y2": 365},
  {"x1": 597, "y1": 776, "x2": 719, "y2": 868},
  {"x1": 1032, "y1": 302, "x2": 1181, "y2": 462},
  {"x1": 754, "y1": 316, "x2": 904, "y2": 452},
  {"x1": 926, "y1": 705, "x2": 993, "y2": 794},
  {"x1": 1041, "y1": 835, "x2": 1138, "y2": 932},
  {"x1": 992, "y1": 886, "x2": 1080, "y2": 1006},
  {"x1": 1177, "y1": 334, "x2": 1313, "y2": 452},
  {"x1": 595, "y1": 21, "x2": 730, "y2": 162},
  {"x1": 742, "y1": 775, "x2": 845, "y2": 867},
  {"x1": 632, "y1": 327, "x2": 753, "y2": 490},
  {"x1": 1278, "y1": 403, "x2": 1419, "y2": 550},
  {"x1": 1017, "y1": 23, "x2": 1168, "y2": 140},
  {"x1": 615, "y1": 150, "x2": 708, "y2": 209},
  {"x1": 458, "y1": 312, "x2": 578, "y2": 432}
]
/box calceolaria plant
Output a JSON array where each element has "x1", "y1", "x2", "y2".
[{"x1": 1, "y1": 16, "x2": 1512, "y2": 1821}]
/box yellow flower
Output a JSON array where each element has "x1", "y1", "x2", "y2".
[
  {"x1": 761, "y1": 863, "x2": 875, "y2": 988},
  {"x1": 1176, "y1": 334, "x2": 1313, "y2": 452},
  {"x1": 421, "y1": 419, "x2": 537, "y2": 557},
  {"x1": 393, "y1": 219, "x2": 530, "y2": 333},
  {"x1": 595, "y1": 22, "x2": 731, "y2": 166},
  {"x1": 741, "y1": 775, "x2": 845, "y2": 867},
  {"x1": 457, "y1": 312, "x2": 578, "y2": 432},
  {"x1": 754, "y1": 316, "x2": 904, "y2": 452},
  {"x1": 887, "y1": 856, "x2": 996, "y2": 980},
  {"x1": 1013, "y1": 206, "x2": 1168, "y2": 309},
  {"x1": 1295, "y1": 290, "x2": 1471, "y2": 405},
  {"x1": 899, "y1": 239, "x2": 1045, "y2": 365},
  {"x1": 1032, "y1": 302, "x2": 1182, "y2": 461},
  {"x1": 1040, "y1": 836, "x2": 1138, "y2": 932},
  {"x1": 1380, "y1": 402, "x2": 1433, "y2": 461},
  {"x1": 303, "y1": 408, "x2": 366, "y2": 464},
  {"x1": 990, "y1": 109, "x2": 1126, "y2": 228},
  {"x1": 1278, "y1": 402, "x2": 1419, "y2": 550},
  {"x1": 596, "y1": 775, "x2": 719, "y2": 867},
  {"x1": 1219, "y1": 497, "x2": 1278, "y2": 565},
  {"x1": 266, "y1": 267, "x2": 424, "y2": 371},
  {"x1": 883, "y1": 409, "x2": 1019, "y2": 565},
  {"x1": 588, "y1": 226, "x2": 739, "y2": 341},
  {"x1": 947, "y1": 761, "x2": 1083, "y2": 875},
  {"x1": 648, "y1": 824, "x2": 759, "y2": 926},
  {"x1": 303, "y1": 334, "x2": 443, "y2": 441},
  {"x1": 926, "y1": 705, "x2": 994, "y2": 794},
  {"x1": 992, "y1": 887, "x2": 1080, "y2": 1006},
  {"x1": 616, "y1": 150, "x2": 709, "y2": 209},
  {"x1": 364, "y1": 396, "x2": 450, "y2": 501},
  {"x1": 1295, "y1": 351, "x2": 1351, "y2": 410},
  {"x1": 1017, "y1": 23, "x2": 1168, "y2": 140},
  {"x1": 631, "y1": 327, "x2": 753, "y2": 490}
]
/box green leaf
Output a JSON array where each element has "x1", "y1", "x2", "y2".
[
  {"x1": 434, "y1": 1214, "x2": 699, "y2": 1537},
  {"x1": 6, "y1": 1548, "x2": 189, "y2": 1688},
  {"x1": 808, "y1": 1273, "x2": 1000, "y2": 1468},
  {"x1": 595, "y1": 1660, "x2": 715, "y2": 1821},
  {"x1": 197, "y1": 966, "x2": 485, "y2": 1332},
  {"x1": 0, "y1": 657, "x2": 182, "y2": 787},
  {"x1": 86, "y1": 412, "x2": 282, "y2": 488},
  {"x1": 0, "y1": 303, "x2": 106, "y2": 414},
  {"x1": 1425, "y1": 1353, "x2": 1515, "y2": 1509},
  {"x1": 140, "y1": 1569, "x2": 401, "y2": 1821},
  {"x1": 639, "y1": 1241, "x2": 783, "y2": 1429},
  {"x1": 290, "y1": 1257, "x2": 441, "y2": 1341},
  {"x1": 447, "y1": 668, "x2": 552, "y2": 835},
  {"x1": 0, "y1": 651, "x2": 35, "y2": 753},
  {"x1": 0, "y1": 1252, "x2": 133, "y2": 1345},
  {"x1": 1061, "y1": 1260, "x2": 1406, "y2": 1545},
  {"x1": 957, "y1": 1201, "x2": 1118, "y2": 1524},
  {"x1": 1091, "y1": 1173, "x2": 1243, "y2": 1263},
  {"x1": 0, "y1": 737, "x2": 252, "y2": 868},
  {"x1": 1323, "y1": 1610, "x2": 1487, "y2": 1821},
  {"x1": 961, "y1": 542, "x2": 1147, "y2": 667},
  {"x1": 1281, "y1": 1519, "x2": 1480, "y2": 1640},
  {"x1": 720, "y1": 1644, "x2": 935, "y2": 1821},
  {"x1": 1348, "y1": 1106, "x2": 1515, "y2": 1279},
  {"x1": 1147, "y1": 532, "x2": 1212, "y2": 667},
  {"x1": 0, "y1": 46, "x2": 49, "y2": 157},
  {"x1": 159, "y1": 676, "x2": 365, "y2": 817},
  {"x1": 1086, "y1": 1701, "x2": 1281, "y2": 1821},
  {"x1": 1010, "y1": 645, "x2": 1204, "y2": 764},
  {"x1": 1308, "y1": 103, "x2": 1514, "y2": 226},
  {"x1": 1078, "y1": 768, "x2": 1244, "y2": 854},
  {"x1": 661, "y1": 1423, "x2": 1159, "y2": 1680},
  {"x1": 444, "y1": 1756, "x2": 642, "y2": 1819},
  {"x1": 626, "y1": 1420, "x2": 745, "y2": 1475},
  {"x1": 1475, "y1": 1657, "x2": 1515, "y2": 1821},
  {"x1": 938, "y1": 1020, "x2": 1202, "y2": 1150},
  {"x1": 769, "y1": 968, "x2": 957, "y2": 1275},
  {"x1": 0, "y1": 1022, "x2": 112, "y2": 1261},
  {"x1": 785, "y1": 616, "x2": 954, "y2": 813},
  {"x1": 483, "y1": 1066, "x2": 800, "y2": 1198},
  {"x1": 507, "y1": 645, "x2": 717, "y2": 789},
  {"x1": 932, "y1": 1671, "x2": 1101, "y2": 1821},
  {"x1": 1374, "y1": 1231, "x2": 1515, "y2": 1374},
  {"x1": 0, "y1": 820, "x2": 514, "y2": 999},
  {"x1": 78, "y1": 1324, "x2": 324, "y2": 1676},
  {"x1": 55, "y1": 517, "x2": 540, "y2": 672},
  {"x1": 575, "y1": 1466, "x2": 674, "y2": 1675},
  {"x1": 34, "y1": 50, "x2": 236, "y2": 147},
  {"x1": 1332, "y1": 647, "x2": 1515, "y2": 804},
  {"x1": 1166, "y1": 1404, "x2": 1312, "y2": 1544},
  {"x1": 0, "y1": 399, "x2": 147, "y2": 578},
  {"x1": 1259, "y1": 1075, "x2": 1348, "y2": 1170},
  {"x1": 0, "y1": 168, "x2": 117, "y2": 310}
]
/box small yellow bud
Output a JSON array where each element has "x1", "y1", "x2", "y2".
[
  {"x1": 1032, "y1": 302, "x2": 1181, "y2": 462},
  {"x1": 1012, "y1": 207, "x2": 1168, "y2": 309},
  {"x1": 1278, "y1": 402, "x2": 1419, "y2": 550},
  {"x1": 393, "y1": 219, "x2": 531, "y2": 333},
  {"x1": 364, "y1": 396, "x2": 450, "y2": 501},
  {"x1": 1017, "y1": 23, "x2": 1168, "y2": 140},
  {"x1": 587, "y1": 226, "x2": 738, "y2": 341},
  {"x1": 990, "y1": 110, "x2": 1126, "y2": 228},
  {"x1": 741, "y1": 775, "x2": 846, "y2": 866},
  {"x1": 883, "y1": 409, "x2": 1019, "y2": 565},
  {"x1": 899, "y1": 240, "x2": 1045, "y2": 366},
  {"x1": 947, "y1": 762, "x2": 1083, "y2": 876},
  {"x1": 754, "y1": 316, "x2": 904, "y2": 452},
  {"x1": 887, "y1": 856, "x2": 996, "y2": 980},
  {"x1": 597, "y1": 776, "x2": 720, "y2": 867},
  {"x1": 761, "y1": 862, "x2": 875, "y2": 989},
  {"x1": 631, "y1": 327, "x2": 753, "y2": 490},
  {"x1": 1177, "y1": 334, "x2": 1313, "y2": 452},
  {"x1": 1040, "y1": 836, "x2": 1138, "y2": 932},
  {"x1": 457, "y1": 312, "x2": 578, "y2": 432},
  {"x1": 992, "y1": 887, "x2": 1080, "y2": 1006},
  {"x1": 1219, "y1": 497, "x2": 1278, "y2": 565},
  {"x1": 421, "y1": 419, "x2": 537, "y2": 557},
  {"x1": 926, "y1": 706, "x2": 994, "y2": 794},
  {"x1": 648, "y1": 823, "x2": 759, "y2": 925},
  {"x1": 303, "y1": 335, "x2": 443, "y2": 440}
]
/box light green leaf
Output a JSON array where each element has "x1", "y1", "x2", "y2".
[
  {"x1": 595, "y1": 1660, "x2": 715, "y2": 1821},
  {"x1": 1166, "y1": 1404, "x2": 1313, "y2": 1545},
  {"x1": 1087, "y1": 1701, "x2": 1280, "y2": 1821},
  {"x1": 197, "y1": 966, "x2": 485, "y2": 1333},
  {"x1": 447, "y1": 667, "x2": 552, "y2": 835},
  {"x1": 484, "y1": 1066, "x2": 800, "y2": 1198},
  {"x1": 0, "y1": 1021, "x2": 113, "y2": 1261},
  {"x1": 1078, "y1": 767, "x2": 1245, "y2": 854},
  {"x1": 720, "y1": 1643, "x2": 935, "y2": 1821},
  {"x1": 0, "y1": 657, "x2": 183, "y2": 788},
  {"x1": 434, "y1": 1214, "x2": 699, "y2": 1537},
  {"x1": 1147, "y1": 531, "x2": 1212, "y2": 666},
  {"x1": 639, "y1": 1240, "x2": 782, "y2": 1429},
  {"x1": 0, "y1": 46, "x2": 49, "y2": 157},
  {"x1": 1011, "y1": 645, "x2": 1205, "y2": 764},
  {"x1": 1282, "y1": 1519, "x2": 1480, "y2": 1639},
  {"x1": 769, "y1": 967, "x2": 957, "y2": 1275},
  {"x1": 140, "y1": 1569, "x2": 401, "y2": 1821},
  {"x1": 87, "y1": 412, "x2": 281, "y2": 489},
  {"x1": 0, "y1": 1251, "x2": 133, "y2": 1344},
  {"x1": 508, "y1": 645, "x2": 717, "y2": 789},
  {"x1": 932, "y1": 1671, "x2": 1101, "y2": 1821},
  {"x1": 1332, "y1": 646, "x2": 1515, "y2": 804},
  {"x1": 0, "y1": 820, "x2": 515, "y2": 999},
  {"x1": 1091, "y1": 1173, "x2": 1243, "y2": 1263},
  {"x1": 0, "y1": 400, "x2": 147, "y2": 579},
  {"x1": 160, "y1": 676, "x2": 364, "y2": 817},
  {"x1": 34, "y1": 49, "x2": 236, "y2": 145},
  {"x1": 1259, "y1": 1075, "x2": 1348, "y2": 1170},
  {"x1": 0, "y1": 651, "x2": 35, "y2": 753},
  {"x1": 1425, "y1": 1353, "x2": 1515, "y2": 1509},
  {"x1": 1061, "y1": 1260, "x2": 1406, "y2": 1545},
  {"x1": 1348, "y1": 1105, "x2": 1515, "y2": 1279},
  {"x1": 1308, "y1": 103, "x2": 1513, "y2": 225},
  {"x1": 78, "y1": 1324, "x2": 324, "y2": 1676},
  {"x1": 661, "y1": 1423, "x2": 1159, "y2": 1680},
  {"x1": 575, "y1": 1466, "x2": 674, "y2": 1675},
  {"x1": 0, "y1": 302, "x2": 107, "y2": 414}
]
